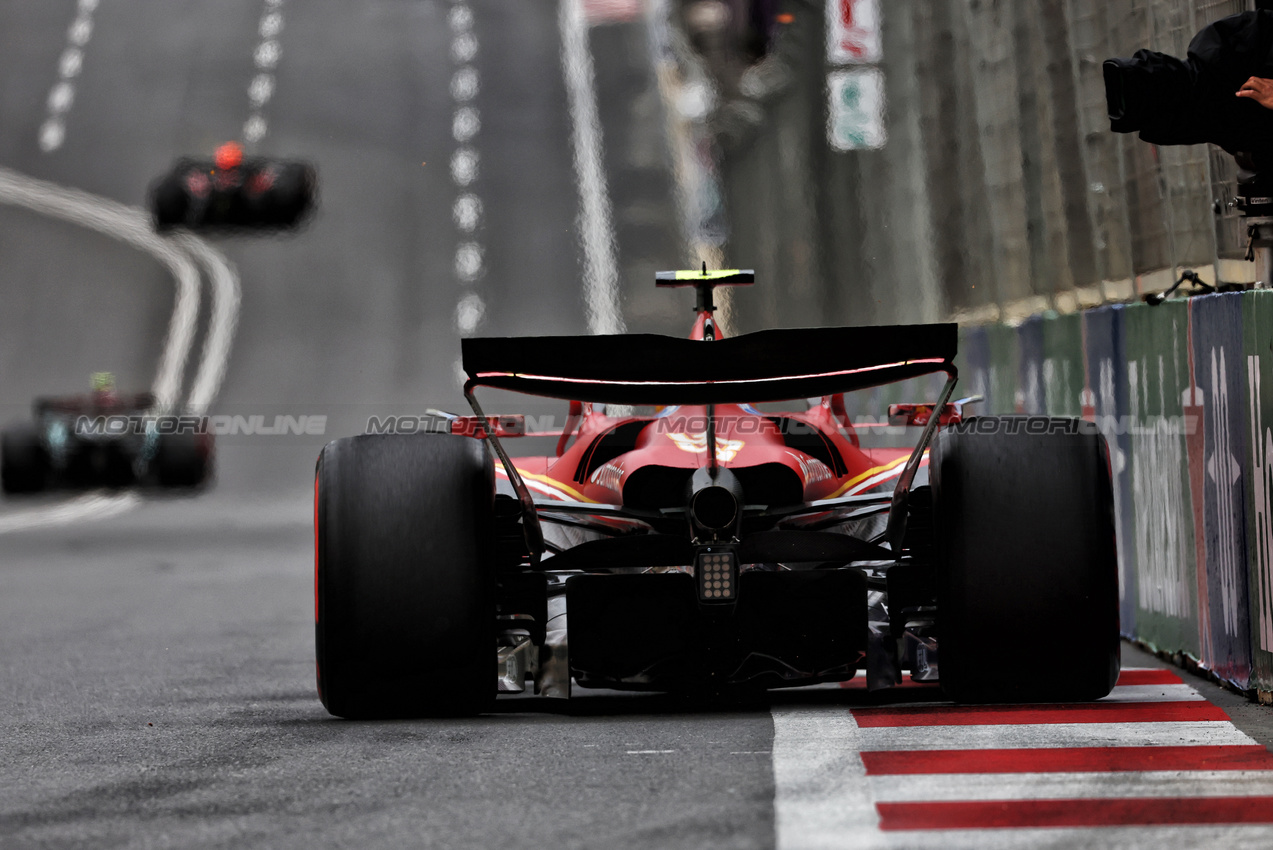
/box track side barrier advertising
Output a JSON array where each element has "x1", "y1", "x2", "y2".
[
  {"x1": 1042, "y1": 312, "x2": 1084, "y2": 418},
  {"x1": 1121, "y1": 299, "x2": 1201, "y2": 658},
  {"x1": 1189, "y1": 292, "x2": 1252, "y2": 688},
  {"x1": 973, "y1": 292, "x2": 1273, "y2": 698},
  {"x1": 1018, "y1": 315, "x2": 1045, "y2": 415},
  {"x1": 985, "y1": 323, "x2": 1019, "y2": 415},
  {"x1": 1084, "y1": 304, "x2": 1138, "y2": 638},
  {"x1": 1243, "y1": 290, "x2": 1273, "y2": 694}
]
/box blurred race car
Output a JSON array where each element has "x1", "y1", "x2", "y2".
[
  {"x1": 149, "y1": 142, "x2": 316, "y2": 231},
  {"x1": 313, "y1": 271, "x2": 1120, "y2": 718},
  {"x1": 1, "y1": 373, "x2": 212, "y2": 494}
]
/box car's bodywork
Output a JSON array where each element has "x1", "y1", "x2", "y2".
[
  {"x1": 149, "y1": 154, "x2": 316, "y2": 231},
  {"x1": 459, "y1": 271, "x2": 962, "y2": 696}
]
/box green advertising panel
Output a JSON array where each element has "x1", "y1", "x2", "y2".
[
  {"x1": 1041, "y1": 313, "x2": 1085, "y2": 417},
  {"x1": 985, "y1": 323, "x2": 1019, "y2": 415},
  {"x1": 1121, "y1": 300, "x2": 1200, "y2": 657},
  {"x1": 1242, "y1": 290, "x2": 1273, "y2": 693}
]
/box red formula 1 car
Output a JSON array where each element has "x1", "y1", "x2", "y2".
[
  {"x1": 149, "y1": 142, "x2": 316, "y2": 232},
  {"x1": 314, "y1": 271, "x2": 1120, "y2": 718}
]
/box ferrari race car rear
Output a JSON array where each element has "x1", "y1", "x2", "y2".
[{"x1": 312, "y1": 270, "x2": 1119, "y2": 718}]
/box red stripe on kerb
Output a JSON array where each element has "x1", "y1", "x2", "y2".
[
  {"x1": 851, "y1": 701, "x2": 1229, "y2": 727},
  {"x1": 862, "y1": 745, "x2": 1273, "y2": 775},
  {"x1": 1116, "y1": 668, "x2": 1183, "y2": 686},
  {"x1": 838, "y1": 668, "x2": 1178, "y2": 692},
  {"x1": 876, "y1": 797, "x2": 1273, "y2": 830}
]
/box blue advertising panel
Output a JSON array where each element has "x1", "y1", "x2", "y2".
[
  {"x1": 1190, "y1": 293, "x2": 1252, "y2": 687},
  {"x1": 1084, "y1": 304, "x2": 1137, "y2": 637}
]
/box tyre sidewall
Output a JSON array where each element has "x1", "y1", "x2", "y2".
[
  {"x1": 316, "y1": 433, "x2": 495, "y2": 718},
  {"x1": 932, "y1": 417, "x2": 1120, "y2": 702}
]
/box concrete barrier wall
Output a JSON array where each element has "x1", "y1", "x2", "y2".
[{"x1": 957, "y1": 292, "x2": 1273, "y2": 696}]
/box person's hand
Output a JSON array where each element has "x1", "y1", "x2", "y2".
[{"x1": 1237, "y1": 76, "x2": 1273, "y2": 109}]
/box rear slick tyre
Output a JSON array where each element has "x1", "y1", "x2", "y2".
[
  {"x1": 154, "y1": 433, "x2": 210, "y2": 488},
  {"x1": 931, "y1": 416, "x2": 1120, "y2": 703},
  {"x1": 315, "y1": 433, "x2": 495, "y2": 719},
  {"x1": 1, "y1": 426, "x2": 47, "y2": 494}
]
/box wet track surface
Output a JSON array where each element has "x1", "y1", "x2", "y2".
[
  {"x1": 3, "y1": 1, "x2": 1273, "y2": 848},
  {"x1": 3, "y1": 494, "x2": 1272, "y2": 849}
]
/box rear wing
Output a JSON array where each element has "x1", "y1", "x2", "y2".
[
  {"x1": 35, "y1": 392, "x2": 156, "y2": 416},
  {"x1": 461, "y1": 324, "x2": 957, "y2": 405}
]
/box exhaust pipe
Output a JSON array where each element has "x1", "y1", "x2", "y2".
[{"x1": 687, "y1": 466, "x2": 742, "y2": 540}]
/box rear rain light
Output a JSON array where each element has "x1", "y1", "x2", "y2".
[{"x1": 696, "y1": 550, "x2": 738, "y2": 602}]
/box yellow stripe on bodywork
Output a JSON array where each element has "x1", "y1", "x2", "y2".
[{"x1": 828, "y1": 455, "x2": 911, "y2": 499}]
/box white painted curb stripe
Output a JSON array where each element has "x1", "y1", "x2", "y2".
[
  {"x1": 1097, "y1": 683, "x2": 1206, "y2": 703},
  {"x1": 858, "y1": 721, "x2": 1259, "y2": 751},
  {"x1": 869, "y1": 769, "x2": 1273, "y2": 802},
  {"x1": 773, "y1": 700, "x2": 1267, "y2": 847}
]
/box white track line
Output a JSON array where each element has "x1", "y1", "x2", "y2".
[
  {"x1": 773, "y1": 707, "x2": 878, "y2": 850},
  {"x1": 559, "y1": 0, "x2": 624, "y2": 335},
  {"x1": 173, "y1": 234, "x2": 240, "y2": 413},
  {"x1": 0, "y1": 491, "x2": 139, "y2": 535},
  {"x1": 0, "y1": 166, "x2": 199, "y2": 411},
  {"x1": 39, "y1": 0, "x2": 100, "y2": 153},
  {"x1": 244, "y1": 0, "x2": 284, "y2": 142},
  {"x1": 449, "y1": 1, "x2": 485, "y2": 380},
  {"x1": 0, "y1": 170, "x2": 240, "y2": 531}
]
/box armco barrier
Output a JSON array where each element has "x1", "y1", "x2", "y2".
[
  {"x1": 1189, "y1": 293, "x2": 1252, "y2": 688},
  {"x1": 1243, "y1": 291, "x2": 1273, "y2": 694},
  {"x1": 1084, "y1": 304, "x2": 1138, "y2": 638},
  {"x1": 1120, "y1": 299, "x2": 1201, "y2": 659}
]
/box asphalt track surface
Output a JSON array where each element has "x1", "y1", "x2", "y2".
[{"x1": 3, "y1": 2, "x2": 1273, "y2": 849}]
